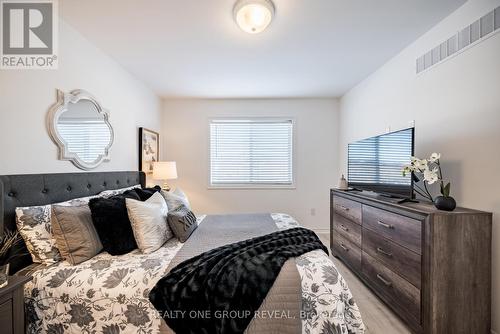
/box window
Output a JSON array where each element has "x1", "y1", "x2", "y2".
[{"x1": 209, "y1": 118, "x2": 294, "y2": 187}]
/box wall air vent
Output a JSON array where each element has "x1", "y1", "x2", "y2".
[{"x1": 416, "y1": 5, "x2": 500, "y2": 73}]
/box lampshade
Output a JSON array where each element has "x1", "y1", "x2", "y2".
[
  {"x1": 233, "y1": 0, "x2": 275, "y2": 34},
  {"x1": 153, "y1": 161, "x2": 178, "y2": 180}
]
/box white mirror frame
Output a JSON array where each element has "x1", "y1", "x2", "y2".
[{"x1": 47, "y1": 89, "x2": 114, "y2": 170}]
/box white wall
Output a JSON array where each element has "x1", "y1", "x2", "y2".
[
  {"x1": 338, "y1": 0, "x2": 500, "y2": 330},
  {"x1": 161, "y1": 98, "x2": 339, "y2": 232},
  {"x1": 0, "y1": 20, "x2": 161, "y2": 175}
]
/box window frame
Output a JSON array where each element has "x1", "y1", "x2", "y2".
[{"x1": 207, "y1": 117, "x2": 296, "y2": 190}]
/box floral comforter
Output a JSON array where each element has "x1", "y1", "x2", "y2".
[{"x1": 24, "y1": 214, "x2": 364, "y2": 334}]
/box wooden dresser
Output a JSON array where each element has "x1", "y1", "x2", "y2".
[{"x1": 330, "y1": 189, "x2": 492, "y2": 334}]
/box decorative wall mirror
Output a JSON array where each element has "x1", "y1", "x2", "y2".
[{"x1": 47, "y1": 89, "x2": 114, "y2": 170}]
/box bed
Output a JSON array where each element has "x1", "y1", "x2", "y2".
[{"x1": 0, "y1": 171, "x2": 364, "y2": 334}]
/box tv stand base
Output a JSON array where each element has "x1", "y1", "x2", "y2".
[
  {"x1": 378, "y1": 193, "x2": 419, "y2": 204},
  {"x1": 396, "y1": 198, "x2": 419, "y2": 204}
]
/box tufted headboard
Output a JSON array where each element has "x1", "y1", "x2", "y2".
[{"x1": 0, "y1": 171, "x2": 146, "y2": 272}]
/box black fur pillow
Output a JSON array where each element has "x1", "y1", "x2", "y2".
[
  {"x1": 88, "y1": 187, "x2": 162, "y2": 255},
  {"x1": 88, "y1": 190, "x2": 141, "y2": 255},
  {"x1": 134, "y1": 186, "x2": 162, "y2": 201}
]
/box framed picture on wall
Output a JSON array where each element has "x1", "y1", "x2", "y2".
[{"x1": 139, "y1": 127, "x2": 159, "y2": 174}]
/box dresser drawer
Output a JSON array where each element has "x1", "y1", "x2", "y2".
[
  {"x1": 363, "y1": 205, "x2": 422, "y2": 254},
  {"x1": 362, "y1": 228, "x2": 421, "y2": 288},
  {"x1": 362, "y1": 251, "x2": 421, "y2": 323},
  {"x1": 333, "y1": 195, "x2": 362, "y2": 225},
  {"x1": 332, "y1": 213, "x2": 361, "y2": 247},
  {"x1": 331, "y1": 233, "x2": 361, "y2": 271}
]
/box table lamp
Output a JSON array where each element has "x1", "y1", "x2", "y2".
[{"x1": 153, "y1": 161, "x2": 178, "y2": 191}]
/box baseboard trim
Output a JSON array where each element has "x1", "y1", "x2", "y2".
[{"x1": 313, "y1": 229, "x2": 329, "y2": 234}]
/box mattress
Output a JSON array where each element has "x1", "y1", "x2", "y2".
[{"x1": 23, "y1": 213, "x2": 365, "y2": 334}]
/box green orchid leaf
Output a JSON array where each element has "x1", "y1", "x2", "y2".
[{"x1": 444, "y1": 182, "x2": 451, "y2": 197}]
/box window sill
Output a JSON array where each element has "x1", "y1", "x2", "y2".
[{"x1": 208, "y1": 184, "x2": 296, "y2": 190}]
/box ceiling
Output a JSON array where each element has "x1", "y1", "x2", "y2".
[{"x1": 61, "y1": 0, "x2": 466, "y2": 98}]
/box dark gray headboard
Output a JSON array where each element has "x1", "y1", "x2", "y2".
[
  {"x1": 0, "y1": 171, "x2": 146, "y2": 232},
  {"x1": 0, "y1": 171, "x2": 146, "y2": 273}
]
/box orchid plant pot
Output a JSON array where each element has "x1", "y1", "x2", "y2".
[
  {"x1": 433, "y1": 196, "x2": 456, "y2": 211},
  {"x1": 403, "y1": 153, "x2": 457, "y2": 212}
]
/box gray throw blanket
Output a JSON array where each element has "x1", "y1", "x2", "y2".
[{"x1": 149, "y1": 226, "x2": 328, "y2": 334}]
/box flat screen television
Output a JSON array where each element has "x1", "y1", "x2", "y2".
[{"x1": 348, "y1": 128, "x2": 414, "y2": 198}]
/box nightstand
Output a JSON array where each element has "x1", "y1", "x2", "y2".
[{"x1": 0, "y1": 276, "x2": 31, "y2": 334}]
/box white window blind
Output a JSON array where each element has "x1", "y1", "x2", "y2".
[
  {"x1": 210, "y1": 119, "x2": 294, "y2": 187},
  {"x1": 57, "y1": 121, "x2": 112, "y2": 163}
]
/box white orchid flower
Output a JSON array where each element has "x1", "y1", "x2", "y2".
[
  {"x1": 402, "y1": 165, "x2": 413, "y2": 176},
  {"x1": 429, "y1": 153, "x2": 441, "y2": 163},
  {"x1": 415, "y1": 159, "x2": 428, "y2": 172},
  {"x1": 410, "y1": 157, "x2": 425, "y2": 170},
  {"x1": 424, "y1": 167, "x2": 439, "y2": 184}
]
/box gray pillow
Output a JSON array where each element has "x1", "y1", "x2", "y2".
[
  {"x1": 160, "y1": 189, "x2": 191, "y2": 211},
  {"x1": 51, "y1": 205, "x2": 103, "y2": 265},
  {"x1": 167, "y1": 205, "x2": 197, "y2": 243},
  {"x1": 15, "y1": 195, "x2": 99, "y2": 265}
]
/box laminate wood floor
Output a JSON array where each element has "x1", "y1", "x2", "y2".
[{"x1": 318, "y1": 233, "x2": 411, "y2": 334}]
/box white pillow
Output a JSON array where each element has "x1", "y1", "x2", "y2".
[
  {"x1": 160, "y1": 188, "x2": 191, "y2": 211},
  {"x1": 126, "y1": 192, "x2": 173, "y2": 254}
]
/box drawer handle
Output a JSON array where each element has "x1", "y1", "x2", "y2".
[
  {"x1": 340, "y1": 243, "x2": 349, "y2": 252},
  {"x1": 339, "y1": 224, "x2": 349, "y2": 232},
  {"x1": 376, "y1": 273, "x2": 392, "y2": 287},
  {"x1": 376, "y1": 247, "x2": 393, "y2": 257},
  {"x1": 377, "y1": 220, "x2": 394, "y2": 229},
  {"x1": 339, "y1": 205, "x2": 350, "y2": 211}
]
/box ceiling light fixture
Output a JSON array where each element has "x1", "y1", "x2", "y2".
[{"x1": 233, "y1": 0, "x2": 275, "y2": 34}]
